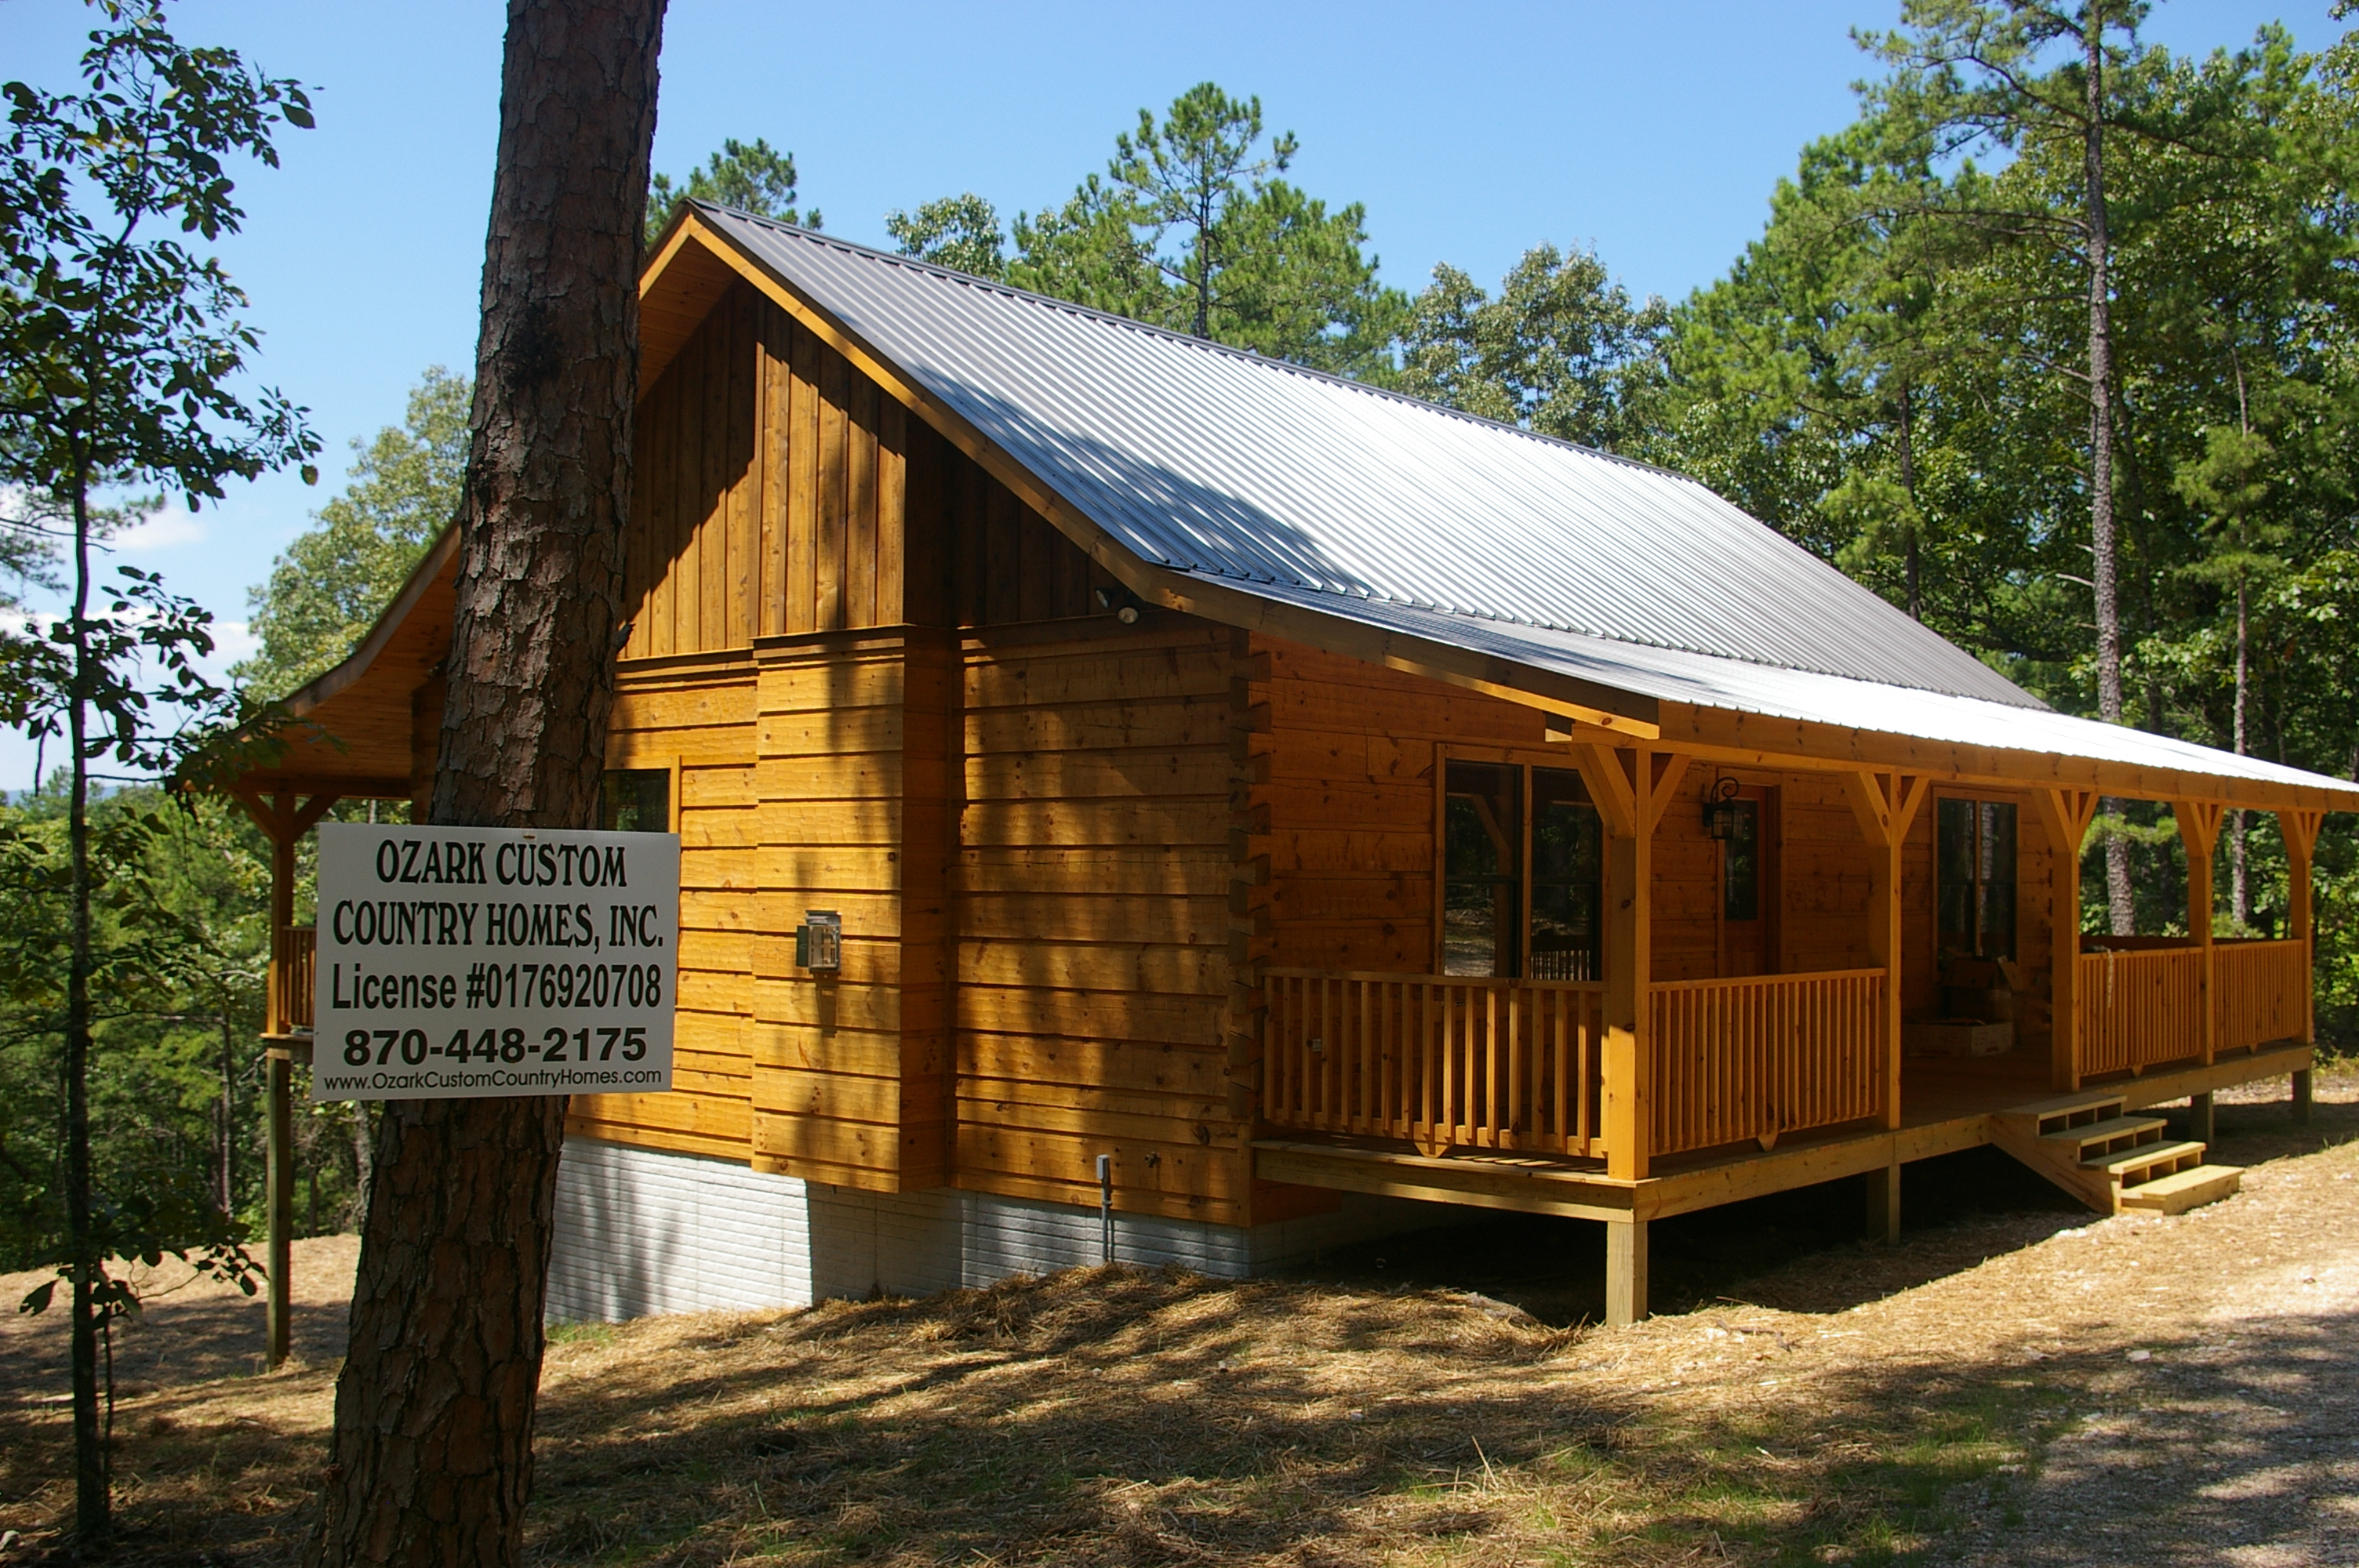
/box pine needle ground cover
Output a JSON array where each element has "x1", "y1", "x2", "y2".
[{"x1": 2, "y1": 1070, "x2": 2351, "y2": 1567}]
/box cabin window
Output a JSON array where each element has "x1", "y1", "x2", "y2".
[
  {"x1": 600, "y1": 768, "x2": 671, "y2": 833},
  {"x1": 1531, "y1": 768, "x2": 1603, "y2": 980},
  {"x1": 1721, "y1": 799, "x2": 1761, "y2": 921},
  {"x1": 1937, "y1": 797, "x2": 2017, "y2": 960},
  {"x1": 1443, "y1": 762, "x2": 1520, "y2": 976},
  {"x1": 1441, "y1": 761, "x2": 1603, "y2": 979}
]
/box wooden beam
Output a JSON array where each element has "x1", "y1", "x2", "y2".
[
  {"x1": 1641, "y1": 752, "x2": 1692, "y2": 837},
  {"x1": 2175, "y1": 800, "x2": 2223, "y2": 1065},
  {"x1": 2278, "y1": 807, "x2": 2323, "y2": 1049},
  {"x1": 1605, "y1": 1217, "x2": 1648, "y2": 1327},
  {"x1": 2034, "y1": 788, "x2": 2103, "y2": 1091},
  {"x1": 1848, "y1": 771, "x2": 1924, "y2": 1131},
  {"x1": 1572, "y1": 744, "x2": 1637, "y2": 840},
  {"x1": 1603, "y1": 748, "x2": 1653, "y2": 1183}
]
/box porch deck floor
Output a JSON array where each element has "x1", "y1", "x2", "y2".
[{"x1": 1255, "y1": 1040, "x2": 2314, "y2": 1222}]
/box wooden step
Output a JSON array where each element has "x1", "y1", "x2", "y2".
[
  {"x1": 2001, "y1": 1092, "x2": 2130, "y2": 1140},
  {"x1": 2118, "y1": 1163, "x2": 2243, "y2": 1215},
  {"x1": 2042, "y1": 1115, "x2": 2169, "y2": 1160},
  {"x1": 2085, "y1": 1139, "x2": 2208, "y2": 1185}
]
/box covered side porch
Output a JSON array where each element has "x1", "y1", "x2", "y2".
[{"x1": 1240, "y1": 711, "x2": 2335, "y2": 1325}]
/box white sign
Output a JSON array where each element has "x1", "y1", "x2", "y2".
[{"x1": 311, "y1": 823, "x2": 679, "y2": 1102}]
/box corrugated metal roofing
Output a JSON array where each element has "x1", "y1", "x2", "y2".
[
  {"x1": 697, "y1": 206, "x2": 2033, "y2": 708},
  {"x1": 1249, "y1": 582, "x2": 2351, "y2": 795},
  {"x1": 686, "y1": 206, "x2": 2359, "y2": 801}
]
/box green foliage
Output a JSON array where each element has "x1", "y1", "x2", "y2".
[
  {"x1": 1395, "y1": 244, "x2": 1670, "y2": 453},
  {"x1": 646, "y1": 136, "x2": 816, "y2": 247},
  {"x1": 886, "y1": 193, "x2": 1006, "y2": 279},
  {"x1": 1005, "y1": 83, "x2": 1405, "y2": 377},
  {"x1": 237, "y1": 366, "x2": 469, "y2": 699}
]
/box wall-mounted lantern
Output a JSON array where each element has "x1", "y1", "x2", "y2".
[
  {"x1": 1703, "y1": 775, "x2": 1743, "y2": 840},
  {"x1": 794, "y1": 909, "x2": 841, "y2": 973},
  {"x1": 1093, "y1": 585, "x2": 1143, "y2": 624}
]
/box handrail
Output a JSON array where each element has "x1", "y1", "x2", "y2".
[
  {"x1": 1648, "y1": 969, "x2": 1885, "y2": 1156},
  {"x1": 270, "y1": 924, "x2": 316, "y2": 1036},
  {"x1": 1261, "y1": 969, "x2": 1607, "y2": 1158}
]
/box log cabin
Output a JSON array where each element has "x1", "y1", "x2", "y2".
[{"x1": 228, "y1": 202, "x2": 2358, "y2": 1329}]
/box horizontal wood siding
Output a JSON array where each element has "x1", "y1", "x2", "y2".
[
  {"x1": 746, "y1": 633, "x2": 947, "y2": 1193},
  {"x1": 572, "y1": 659, "x2": 760, "y2": 1160},
  {"x1": 1253, "y1": 637, "x2": 1548, "y2": 977},
  {"x1": 955, "y1": 619, "x2": 1245, "y2": 1224}
]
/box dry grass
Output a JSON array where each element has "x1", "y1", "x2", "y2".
[{"x1": 2, "y1": 1065, "x2": 2353, "y2": 1566}]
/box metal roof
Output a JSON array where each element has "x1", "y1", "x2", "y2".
[
  {"x1": 686, "y1": 206, "x2": 2359, "y2": 802},
  {"x1": 696, "y1": 205, "x2": 2034, "y2": 709}
]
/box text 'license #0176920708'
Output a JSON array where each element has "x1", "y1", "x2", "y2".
[{"x1": 311, "y1": 823, "x2": 680, "y2": 1102}]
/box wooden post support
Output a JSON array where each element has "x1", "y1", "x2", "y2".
[
  {"x1": 2175, "y1": 800, "x2": 2223, "y2": 1066},
  {"x1": 1843, "y1": 771, "x2": 1928, "y2": 1131},
  {"x1": 1582, "y1": 747, "x2": 1683, "y2": 1186},
  {"x1": 2187, "y1": 1091, "x2": 2215, "y2": 1145},
  {"x1": 2292, "y1": 1069, "x2": 2314, "y2": 1127},
  {"x1": 1605, "y1": 1216, "x2": 1648, "y2": 1327},
  {"x1": 2036, "y1": 789, "x2": 2103, "y2": 1091},
  {"x1": 2279, "y1": 808, "x2": 2324, "y2": 1049},
  {"x1": 264, "y1": 1043, "x2": 293, "y2": 1367},
  {"x1": 229, "y1": 787, "x2": 338, "y2": 1371},
  {"x1": 1863, "y1": 1160, "x2": 1901, "y2": 1244}
]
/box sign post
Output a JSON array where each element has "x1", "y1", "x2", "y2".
[{"x1": 312, "y1": 823, "x2": 679, "y2": 1102}]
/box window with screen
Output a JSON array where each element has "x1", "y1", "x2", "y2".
[
  {"x1": 600, "y1": 768, "x2": 671, "y2": 833},
  {"x1": 1937, "y1": 797, "x2": 2017, "y2": 959},
  {"x1": 1530, "y1": 768, "x2": 1603, "y2": 980},
  {"x1": 1442, "y1": 762, "x2": 1520, "y2": 977}
]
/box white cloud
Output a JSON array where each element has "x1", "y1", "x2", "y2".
[{"x1": 111, "y1": 497, "x2": 207, "y2": 550}]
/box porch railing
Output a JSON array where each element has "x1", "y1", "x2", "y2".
[
  {"x1": 2077, "y1": 946, "x2": 2202, "y2": 1075},
  {"x1": 1648, "y1": 969, "x2": 1885, "y2": 1156},
  {"x1": 269, "y1": 924, "x2": 315, "y2": 1036},
  {"x1": 2212, "y1": 938, "x2": 2308, "y2": 1054},
  {"x1": 1261, "y1": 969, "x2": 1607, "y2": 1158}
]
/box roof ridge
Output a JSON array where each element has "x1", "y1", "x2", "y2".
[{"x1": 689, "y1": 201, "x2": 1712, "y2": 489}]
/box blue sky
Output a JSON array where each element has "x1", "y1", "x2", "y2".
[{"x1": 0, "y1": 0, "x2": 2340, "y2": 789}]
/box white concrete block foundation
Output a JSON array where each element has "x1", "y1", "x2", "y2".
[{"x1": 547, "y1": 1137, "x2": 1434, "y2": 1323}]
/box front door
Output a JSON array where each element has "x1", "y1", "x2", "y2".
[{"x1": 1719, "y1": 784, "x2": 1779, "y2": 977}]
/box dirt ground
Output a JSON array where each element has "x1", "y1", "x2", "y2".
[{"x1": 1, "y1": 1069, "x2": 2352, "y2": 1566}]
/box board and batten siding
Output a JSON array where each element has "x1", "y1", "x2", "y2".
[{"x1": 624, "y1": 281, "x2": 910, "y2": 660}]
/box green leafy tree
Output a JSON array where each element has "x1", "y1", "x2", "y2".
[
  {"x1": 238, "y1": 366, "x2": 470, "y2": 698},
  {"x1": 1008, "y1": 82, "x2": 1405, "y2": 377},
  {"x1": 886, "y1": 192, "x2": 1005, "y2": 278},
  {"x1": 1396, "y1": 243, "x2": 1670, "y2": 454},
  {"x1": 645, "y1": 136, "x2": 815, "y2": 246},
  {"x1": 0, "y1": 2, "x2": 315, "y2": 1541}
]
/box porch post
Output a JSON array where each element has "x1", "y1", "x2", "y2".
[
  {"x1": 2280, "y1": 808, "x2": 2324, "y2": 1124},
  {"x1": 2175, "y1": 800, "x2": 2223, "y2": 1066},
  {"x1": 1576, "y1": 744, "x2": 1678, "y2": 1328},
  {"x1": 2037, "y1": 789, "x2": 2103, "y2": 1092},
  {"x1": 264, "y1": 793, "x2": 296, "y2": 1370},
  {"x1": 1605, "y1": 1216, "x2": 1648, "y2": 1328},
  {"x1": 1843, "y1": 771, "x2": 1928, "y2": 1134},
  {"x1": 231, "y1": 786, "x2": 340, "y2": 1370}
]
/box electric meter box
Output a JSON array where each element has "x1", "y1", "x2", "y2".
[{"x1": 794, "y1": 909, "x2": 842, "y2": 972}]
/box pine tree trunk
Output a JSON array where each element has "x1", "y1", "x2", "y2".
[
  {"x1": 2083, "y1": 18, "x2": 2133, "y2": 935},
  {"x1": 306, "y1": 4, "x2": 663, "y2": 1563},
  {"x1": 65, "y1": 468, "x2": 107, "y2": 1545},
  {"x1": 1898, "y1": 383, "x2": 1921, "y2": 621}
]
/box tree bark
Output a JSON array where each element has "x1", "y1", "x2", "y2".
[
  {"x1": 1896, "y1": 383, "x2": 1921, "y2": 621},
  {"x1": 65, "y1": 463, "x2": 107, "y2": 1544},
  {"x1": 306, "y1": 4, "x2": 663, "y2": 1564},
  {"x1": 2083, "y1": 16, "x2": 2133, "y2": 936}
]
